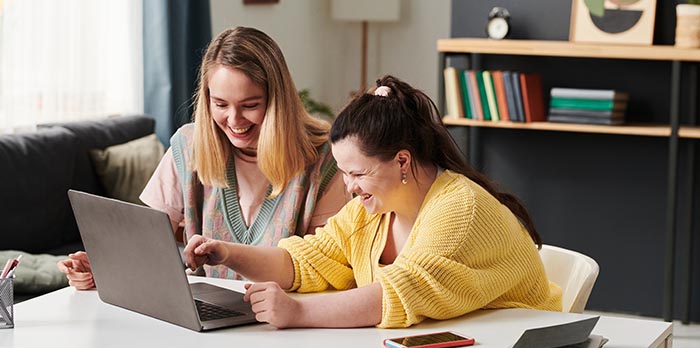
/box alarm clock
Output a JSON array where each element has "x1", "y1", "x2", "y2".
[{"x1": 486, "y1": 7, "x2": 510, "y2": 40}]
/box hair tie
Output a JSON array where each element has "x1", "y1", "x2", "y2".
[{"x1": 374, "y1": 86, "x2": 391, "y2": 97}]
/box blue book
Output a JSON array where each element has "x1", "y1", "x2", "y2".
[
  {"x1": 502, "y1": 71, "x2": 518, "y2": 122},
  {"x1": 511, "y1": 72, "x2": 525, "y2": 122}
]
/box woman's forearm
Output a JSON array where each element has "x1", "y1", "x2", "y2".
[
  {"x1": 224, "y1": 243, "x2": 295, "y2": 289},
  {"x1": 295, "y1": 282, "x2": 383, "y2": 328}
]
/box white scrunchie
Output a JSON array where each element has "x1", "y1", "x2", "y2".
[{"x1": 374, "y1": 86, "x2": 391, "y2": 97}]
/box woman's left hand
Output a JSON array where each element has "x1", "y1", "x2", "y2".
[{"x1": 244, "y1": 282, "x2": 303, "y2": 328}]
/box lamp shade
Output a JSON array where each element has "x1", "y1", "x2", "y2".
[{"x1": 331, "y1": 0, "x2": 400, "y2": 22}]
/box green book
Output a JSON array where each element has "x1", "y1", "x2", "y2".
[
  {"x1": 458, "y1": 69, "x2": 473, "y2": 119},
  {"x1": 482, "y1": 71, "x2": 500, "y2": 121},
  {"x1": 550, "y1": 97, "x2": 626, "y2": 111},
  {"x1": 475, "y1": 71, "x2": 492, "y2": 121}
]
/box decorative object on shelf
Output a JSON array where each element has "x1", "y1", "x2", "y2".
[
  {"x1": 330, "y1": 0, "x2": 400, "y2": 94},
  {"x1": 486, "y1": 7, "x2": 511, "y2": 40},
  {"x1": 570, "y1": 0, "x2": 657, "y2": 45},
  {"x1": 675, "y1": 1, "x2": 700, "y2": 48}
]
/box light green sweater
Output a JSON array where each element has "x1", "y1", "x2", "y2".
[{"x1": 279, "y1": 169, "x2": 562, "y2": 328}]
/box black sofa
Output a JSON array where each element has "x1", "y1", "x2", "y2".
[{"x1": 0, "y1": 115, "x2": 156, "y2": 255}]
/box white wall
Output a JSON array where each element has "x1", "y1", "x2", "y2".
[{"x1": 210, "y1": 0, "x2": 450, "y2": 113}]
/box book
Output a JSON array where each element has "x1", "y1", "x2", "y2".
[
  {"x1": 467, "y1": 70, "x2": 484, "y2": 120},
  {"x1": 492, "y1": 71, "x2": 510, "y2": 121},
  {"x1": 548, "y1": 114, "x2": 624, "y2": 125},
  {"x1": 548, "y1": 107, "x2": 625, "y2": 119},
  {"x1": 482, "y1": 70, "x2": 500, "y2": 121},
  {"x1": 458, "y1": 69, "x2": 472, "y2": 119},
  {"x1": 511, "y1": 72, "x2": 525, "y2": 122},
  {"x1": 502, "y1": 71, "x2": 519, "y2": 122},
  {"x1": 475, "y1": 70, "x2": 492, "y2": 121},
  {"x1": 520, "y1": 73, "x2": 546, "y2": 122},
  {"x1": 551, "y1": 87, "x2": 629, "y2": 101},
  {"x1": 443, "y1": 67, "x2": 464, "y2": 118},
  {"x1": 550, "y1": 97, "x2": 627, "y2": 111}
]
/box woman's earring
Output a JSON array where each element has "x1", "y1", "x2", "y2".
[{"x1": 401, "y1": 172, "x2": 407, "y2": 185}]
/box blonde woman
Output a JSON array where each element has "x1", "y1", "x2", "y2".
[{"x1": 58, "y1": 27, "x2": 350, "y2": 288}]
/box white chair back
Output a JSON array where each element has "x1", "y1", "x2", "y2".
[{"x1": 539, "y1": 244, "x2": 599, "y2": 313}]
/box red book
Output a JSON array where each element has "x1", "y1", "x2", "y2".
[
  {"x1": 492, "y1": 71, "x2": 510, "y2": 122},
  {"x1": 519, "y1": 73, "x2": 546, "y2": 122}
]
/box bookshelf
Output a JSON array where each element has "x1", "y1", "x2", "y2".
[{"x1": 437, "y1": 38, "x2": 698, "y2": 323}]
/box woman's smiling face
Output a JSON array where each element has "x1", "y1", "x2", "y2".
[
  {"x1": 209, "y1": 65, "x2": 267, "y2": 153},
  {"x1": 332, "y1": 137, "x2": 405, "y2": 214}
]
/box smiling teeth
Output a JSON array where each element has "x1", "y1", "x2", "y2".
[{"x1": 231, "y1": 126, "x2": 251, "y2": 134}]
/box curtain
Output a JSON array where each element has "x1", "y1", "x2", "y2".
[
  {"x1": 143, "y1": 0, "x2": 211, "y2": 146},
  {"x1": 0, "y1": 0, "x2": 143, "y2": 133}
]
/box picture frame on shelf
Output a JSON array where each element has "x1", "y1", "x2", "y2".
[{"x1": 569, "y1": 0, "x2": 657, "y2": 45}]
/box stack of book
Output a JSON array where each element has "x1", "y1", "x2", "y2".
[
  {"x1": 443, "y1": 68, "x2": 545, "y2": 123},
  {"x1": 548, "y1": 88, "x2": 629, "y2": 125}
]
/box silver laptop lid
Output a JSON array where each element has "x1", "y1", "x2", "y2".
[{"x1": 68, "y1": 190, "x2": 206, "y2": 331}]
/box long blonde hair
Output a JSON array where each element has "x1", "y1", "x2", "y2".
[{"x1": 192, "y1": 27, "x2": 330, "y2": 196}]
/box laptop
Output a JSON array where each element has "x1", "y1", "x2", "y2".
[{"x1": 67, "y1": 189, "x2": 259, "y2": 331}]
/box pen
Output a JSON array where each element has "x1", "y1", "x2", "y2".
[
  {"x1": 0, "y1": 259, "x2": 12, "y2": 279},
  {"x1": 1, "y1": 255, "x2": 22, "y2": 279},
  {"x1": 5, "y1": 268, "x2": 16, "y2": 279}
]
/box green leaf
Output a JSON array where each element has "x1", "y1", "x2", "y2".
[
  {"x1": 298, "y1": 89, "x2": 335, "y2": 121},
  {"x1": 584, "y1": 0, "x2": 605, "y2": 17}
]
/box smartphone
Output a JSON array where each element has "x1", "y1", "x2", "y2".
[{"x1": 382, "y1": 331, "x2": 475, "y2": 348}]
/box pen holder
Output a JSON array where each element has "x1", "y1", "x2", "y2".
[{"x1": 0, "y1": 277, "x2": 13, "y2": 328}]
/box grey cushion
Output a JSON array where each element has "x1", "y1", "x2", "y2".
[{"x1": 0, "y1": 251, "x2": 68, "y2": 294}]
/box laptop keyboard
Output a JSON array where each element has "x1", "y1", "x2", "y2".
[{"x1": 194, "y1": 299, "x2": 245, "y2": 321}]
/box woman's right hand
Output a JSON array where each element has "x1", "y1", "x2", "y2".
[
  {"x1": 183, "y1": 235, "x2": 231, "y2": 272},
  {"x1": 56, "y1": 251, "x2": 96, "y2": 290}
]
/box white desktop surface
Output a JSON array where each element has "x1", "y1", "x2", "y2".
[{"x1": 1, "y1": 276, "x2": 672, "y2": 348}]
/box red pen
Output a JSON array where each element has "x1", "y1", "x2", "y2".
[{"x1": 1, "y1": 255, "x2": 21, "y2": 279}]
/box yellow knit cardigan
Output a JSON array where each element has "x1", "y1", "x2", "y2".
[{"x1": 278, "y1": 169, "x2": 562, "y2": 328}]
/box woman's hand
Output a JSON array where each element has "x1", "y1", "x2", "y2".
[
  {"x1": 183, "y1": 235, "x2": 230, "y2": 271},
  {"x1": 56, "y1": 251, "x2": 95, "y2": 290},
  {"x1": 244, "y1": 282, "x2": 303, "y2": 328}
]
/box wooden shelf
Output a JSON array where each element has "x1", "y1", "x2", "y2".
[
  {"x1": 680, "y1": 126, "x2": 700, "y2": 139},
  {"x1": 442, "y1": 117, "x2": 672, "y2": 137},
  {"x1": 437, "y1": 38, "x2": 700, "y2": 62}
]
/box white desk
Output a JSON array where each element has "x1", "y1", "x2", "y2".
[{"x1": 0, "y1": 277, "x2": 672, "y2": 348}]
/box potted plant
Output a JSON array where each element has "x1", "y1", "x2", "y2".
[
  {"x1": 298, "y1": 89, "x2": 335, "y2": 121},
  {"x1": 676, "y1": 0, "x2": 700, "y2": 48}
]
